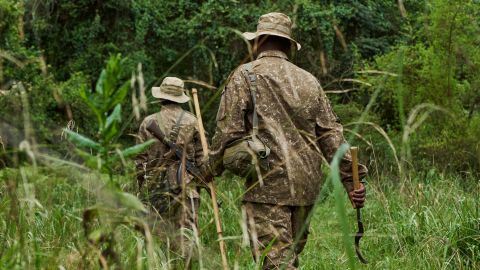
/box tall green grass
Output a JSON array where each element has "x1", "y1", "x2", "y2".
[
  {"x1": 1, "y1": 49, "x2": 478, "y2": 270},
  {"x1": 1, "y1": 163, "x2": 478, "y2": 269}
]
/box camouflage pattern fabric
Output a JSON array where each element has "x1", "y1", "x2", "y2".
[
  {"x1": 243, "y1": 202, "x2": 312, "y2": 270},
  {"x1": 210, "y1": 50, "x2": 368, "y2": 206},
  {"x1": 135, "y1": 103, "x2": 203, "y2": 230}
]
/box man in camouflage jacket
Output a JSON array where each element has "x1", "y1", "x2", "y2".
[
  {"x1": 135, "y1": 77, "x2": 203, "y2": 257},
  {"x1": 208, "y1": 13, "x2": 368, "y2": 269}
]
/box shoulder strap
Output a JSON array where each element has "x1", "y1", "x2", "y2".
[
  {"x1": 169, "y1": 110, "x2": 186, "y2": 143},
  {"x1": 244, "y1": 63, "x2": 258, "y2": 137},
  {"x1": 154, "y1": 109, "x2": 185, "y2": 144}
]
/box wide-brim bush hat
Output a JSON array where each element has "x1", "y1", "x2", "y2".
[
  {"x1": 243, "y1": 12, "x2": 301, "y2": 51},
  {"x1": 152, "y1": 77, "x2": 190, "y2": 103}
]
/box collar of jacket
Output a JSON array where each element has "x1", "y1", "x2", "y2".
[
  {"x1": 257, "y1": 50, "x2": 289, "y2": 60},
  {"x1": 161, "y1": 103, "x2": 181, "y2": 111}
]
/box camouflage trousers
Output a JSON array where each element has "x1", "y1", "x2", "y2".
[
  {"x1": 149, "y1": 195, "x2": 200, "y2": 258},
  {"x1": 243, "y1": 202, "x2": 313, "y2": 270},
  {"x1": 139, "y1": 176, "x2": 200, "y2": 258}
]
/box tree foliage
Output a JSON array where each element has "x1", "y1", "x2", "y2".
[{"x1": 1, "y1": 0, "x2": 479, "y2": 173}]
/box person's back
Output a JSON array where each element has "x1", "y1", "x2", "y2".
[
  {"x1": 137, "y1": 104, "x2": 201, "y2": 187},
  {"x1": 240, "y1": 49, "x2": 330, "y2": 205},
  {"x1": 135, "y1": 77, "x2": 203, "y2": 261},
  {"x1": 208, "y1": 12, "x2": 367, "y2": 269},
  {"x1": 211, "y1": 47, "x2": 360, "y2": 206}
]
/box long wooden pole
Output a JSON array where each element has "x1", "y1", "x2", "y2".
[
  {"x1": 192, "y1": 88, "x2": 229, "y2": 270},
  {"x1": 350, "y1": 147, "x2": 360, "y2": 190}
]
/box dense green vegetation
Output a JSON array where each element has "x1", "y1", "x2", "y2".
[
  {"x1": 1, "y1": 0, "x2": 479, "y2": 269},
  {"x1": 1, "y1": 166, "x2": 478, "y2": 269}
]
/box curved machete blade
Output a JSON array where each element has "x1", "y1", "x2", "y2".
[{"x1": 355, "y1": 208, "x2": 368, "y2": 264}]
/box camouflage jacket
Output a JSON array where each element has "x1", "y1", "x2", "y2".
[
  {"x1": 209, "y1": 50, "x2": 367, "y2": 206},
  {"x1": 135, "y1": 104, "x2": 203, "y2": 198}
]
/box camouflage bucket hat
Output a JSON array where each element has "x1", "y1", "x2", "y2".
[
  {"x1": 243, "y1": 12, "x2": 301, "y2": 51},
  {"x1": 152, "y1": 77, "x2": 190, "y2": 103}
]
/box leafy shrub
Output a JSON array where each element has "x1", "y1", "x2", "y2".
[{"x1": 356, "y1": 0, "x2": 480, "y2": 174}]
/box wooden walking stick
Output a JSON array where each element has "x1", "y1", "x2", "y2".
[
  {"x1": 192, "y1": 88, "x2": 229, "y2": 270},
  {"x1": 350, "y1": 146, "x2": 368, "y2": 264}
]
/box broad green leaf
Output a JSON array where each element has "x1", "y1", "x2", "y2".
[
  {"x1": 117, "y1": 139, "x2": 155, "y2": 159},
  {"x1": 105, "y1": 104, "x2": 122, "y2": 130},
  {"x1": 95, "y1": 69, "x2": 106, "y2": 95},
  {"x1": 79, "y1": 86, "x2": 96, "y2": 112},
  {"x1": 103, "y1": 54, "x2": 122, "y2": 97},
  {"x1": 102, "y1": 123, "x2": 118, "y2": 143},
  {"x1": 74, "y1": 148, "x2": 94, "y2": 159},
  {"x1": 64, "y1": 129, "x2": 100, "y2": 150},
  {"x1": 115, "y1": 191, "x2": 147, "y2": 213},
  {"x1": 80, "y1": 85, "x2": 103, "y2": 126},
  {"x1": 106, "y1": 79, "x2": 130, "y2": 111}
]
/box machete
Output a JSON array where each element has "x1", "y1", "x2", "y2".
[{"x1": 350, "y1": 146, "x2": 368, "y2": 264}]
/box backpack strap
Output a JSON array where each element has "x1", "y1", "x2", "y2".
[
  {"x1": 243, "y1": 63, "x2": 258, "y2": 137},
  {"x1": 169, "y1": 110, "x2": 186, "y2": 143}
]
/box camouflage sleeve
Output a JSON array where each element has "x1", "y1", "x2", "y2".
[
  {"x1": 314, "y1": 83, "x2": 367, "y2": 192},
  {"x1": 209, "y1": 68, "x2": 250, "y2": 176},
  {"x1": 135, "y1": 120, "x2": 149, "y2": 187}
]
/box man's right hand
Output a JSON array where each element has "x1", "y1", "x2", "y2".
[
  {"x1": 198, "y1": 162, "x2": 214, "y2": 183},
  {"x1": 348, "y1": 183, "x2": 366, "y2": 209}
]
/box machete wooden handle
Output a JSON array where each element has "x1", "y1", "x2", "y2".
[{"x1": 350, "y1": 146, "x2": 361, "y2": 190}]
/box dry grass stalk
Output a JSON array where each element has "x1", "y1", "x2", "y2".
[
  {"x1": 398, "y1": 0, "x2": 407, "y2": 18},
  {"x1": 345, "y1": 121, "x2": 401, "y2": 175},
  {"x1": 333, "y1": 24, "x2": 348, "y2": 51},
  {"x1": 319, "y1": 49, "x2": 328, "y2": 75}
]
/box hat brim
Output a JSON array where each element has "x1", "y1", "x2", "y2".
[
  {"x1": 152, "y1": 87, "x2": 190, "y2": 103},
  {"x1": 243, "y1": 31, "x2": 301, "y2": 51}
]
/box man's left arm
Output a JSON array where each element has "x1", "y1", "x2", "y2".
[{"x1": 314, "y1": 83, "x2": 368, "y2": 207}]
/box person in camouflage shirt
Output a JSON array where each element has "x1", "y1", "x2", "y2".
[
  {"x1": 208, "y1": 13, "x2": 368, "y2": 269},
  {"x1": 135, "y1": 77, "x2": 203, "y2": 258}
]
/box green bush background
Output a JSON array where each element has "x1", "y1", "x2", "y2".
[{"x1": 1, "y1": 0, "x2": 478, "y2": 173}]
